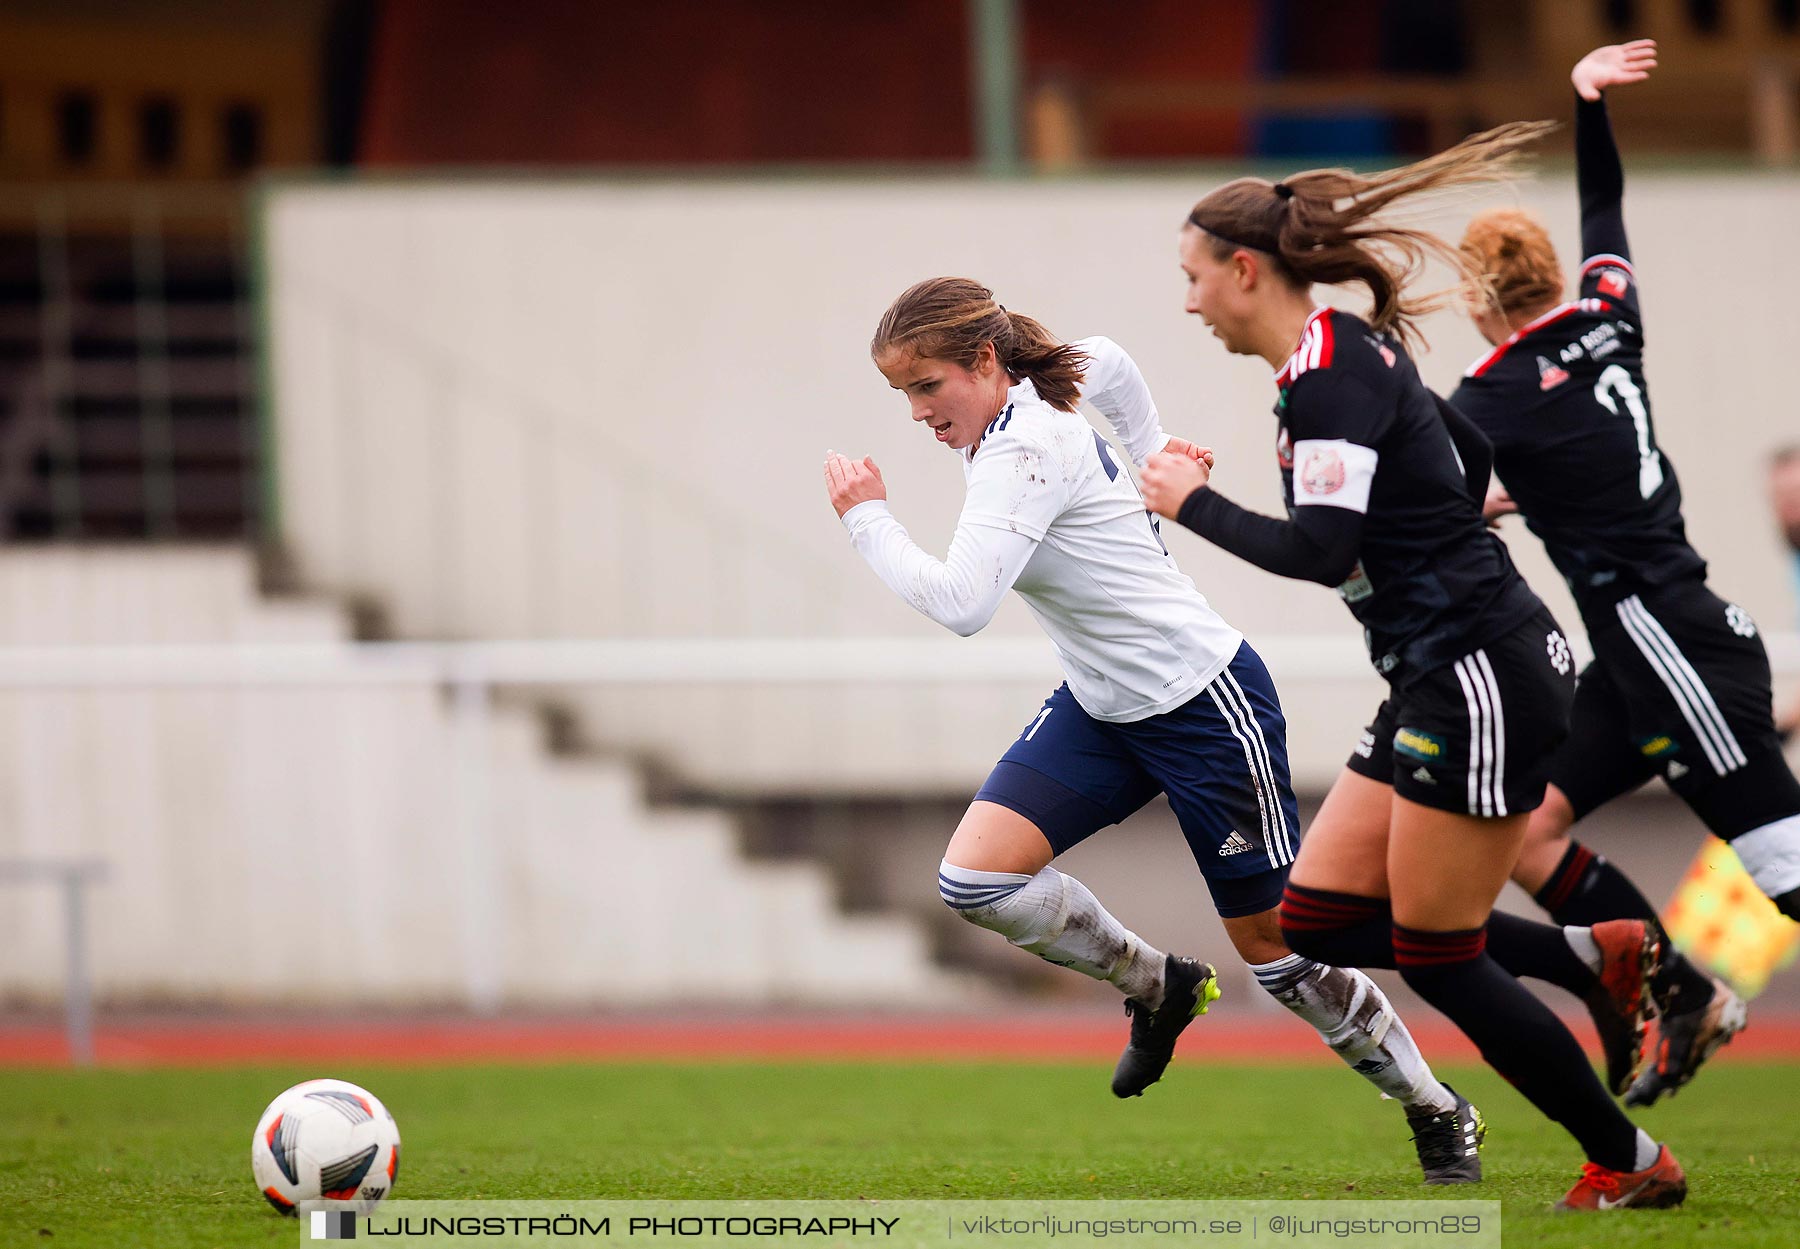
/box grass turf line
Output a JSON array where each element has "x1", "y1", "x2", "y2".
[{"x1": 3, "y1": 1061, "x2": 1796, "y2": 1248}]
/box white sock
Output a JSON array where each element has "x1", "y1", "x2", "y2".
[
  {"x1": 1634, "y1": 1129, "x2": 1660, "y2": 1172},
  {"x1": 938, "y1": 860, "x2": 1166, "y2": 1004},
  {"x1": 1251, "y1": 953, "x2": 1456, "y2": 1116},
  {"x1": 1564, "y1": 927, "x2": 1604, "y2": 975}
]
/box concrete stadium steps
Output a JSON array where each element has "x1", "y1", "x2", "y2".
[{"x1": 0, "y1": 547, "x2": 964, "y2": 1007}]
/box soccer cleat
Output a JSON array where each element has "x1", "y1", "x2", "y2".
[
  {"x1": 1583, "y1": 919, "x2": 1660, "y2": 1095},
  {"x1": 1405, "y1": 1084, "x2": 1486, "y2": 1185},
  {"x1": 1110, "y1": 955, "x2": 1220, "y2": 1098},
  {"x1": 1555, "y1": 1144, "x2": 1687, "y2": 1211},
  {"x1": 1625, "y1": 975, "x2": 1749, "y2": 1107}
]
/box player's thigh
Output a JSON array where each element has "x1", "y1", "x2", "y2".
[
  {"x1": 952, "y1": 684, "x2": 1159, "y2": 874},
  {"x1": 1288, "y1": 767, "x2": 1393, "y2": 899},
  {"x1": 1122, "y1": 645, "x2": 1295, "y2": 918},
  {"x1": 944, "y1": 802, "x2": 1057, "y2": 876},
  {"x1": 1388, "y1": 798, "x2": 1530, "y2": 931},
  {"x1": 1286, "y1": 693, "x2": 1401, "y2": 898}
]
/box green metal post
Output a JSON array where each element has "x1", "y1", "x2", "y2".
[{"x1": 969, "y1": 0, "x2": 1022, "y2": 176}]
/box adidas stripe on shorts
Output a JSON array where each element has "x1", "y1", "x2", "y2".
[
  {"x1": 1346, "y1": 606, "x2": 1576, "y2": 817},
  {"x1": 1552, "y1": 579, "x2": 1800, "y2": 841},
  {"x1": 974, "y1": 640, "x2": 1298, "y2": 918}
]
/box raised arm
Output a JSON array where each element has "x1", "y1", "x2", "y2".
[
  {"x1": 1571, "y1": 39, "x2": 1656, "y2": 264},
  {"x1": 1074, "y1": 335, "x2": 1173, "y2": 466}
]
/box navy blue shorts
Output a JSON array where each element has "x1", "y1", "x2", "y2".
[{"x1": 974, "y1": 641, "x2": 1298, "y2": 918}]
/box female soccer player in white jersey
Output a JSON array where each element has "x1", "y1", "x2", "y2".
[
  {"x1": 825, "y1": 276, "x2": 1483, "y2": 1184},
  {"x1": 1136, "y1": 126, "x2": 1684, "y2": 1210},
  {"x1": 1450, "y1": 40, "x2": 1792, "y2": 1107}
]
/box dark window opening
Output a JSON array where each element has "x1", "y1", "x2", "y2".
[
  {"x1": 139, "y1": 97, "x2": 179, "y2": 169},
  {"x1": 221, "y1": 102, "x2": 263, "y2": 171},
  {"x1": 58, "y1": 91, "x2": 98, "y2": 165},
  {"x1": 1686, "y1": 0, "x2": 1722, "y2": 32},
  {"x1": 1603, "y1": 0, "x2": 1637, "y2": 30},
  {"x1": 1776, "y1": 0, "x2": 1798, "y2": 31}
]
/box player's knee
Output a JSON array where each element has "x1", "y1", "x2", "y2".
[{"x1": 936, "y1": 859, "x2": 1035, "y2": 929}]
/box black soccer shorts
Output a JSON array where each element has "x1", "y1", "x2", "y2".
[
  {"x1": 1347, "y1": 607, "x2": 1577, "y2": 817},
  {"x1": 1551, "y1": 580, "x2": 1800, "y2": 841}
]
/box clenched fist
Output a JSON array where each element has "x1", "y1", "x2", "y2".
[
  {"x1": 824, "y1": 451, "x2": 886, "y2": 518},
  {"x1": 1140, "y1": 449, "x2": 1210, "y2": 520}
]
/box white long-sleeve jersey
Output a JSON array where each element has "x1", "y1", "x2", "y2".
[{"x1": 842, "y1": 336, "x2": 1244, "y2": 723}]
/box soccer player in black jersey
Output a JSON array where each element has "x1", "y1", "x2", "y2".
[
  {"x1": 1452, "y1": 40, "x2": 1800, "y2": 1108},
  {"x1": 1137, "y1": 125, "x2": 1686, "y2": 1211}
]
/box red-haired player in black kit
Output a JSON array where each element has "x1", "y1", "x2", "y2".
[{"x1": 1451, "y1": 40, "x2": 1800, "y2": 1109}]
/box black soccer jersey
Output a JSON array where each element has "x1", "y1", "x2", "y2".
[
  {"x1": 1179, "y1": 306, "x2": 1541, "y2": 684},
  {"x1": 1450, "y1": 93, "x2": 1707, "y2": 620},
  {"x1": 1274, "y1": 309, "x2": 1541, "y2": 680}
]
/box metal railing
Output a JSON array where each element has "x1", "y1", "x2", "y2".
[{"x1": 2, "y1": 632, "x2": 1793, "y2": 1038}]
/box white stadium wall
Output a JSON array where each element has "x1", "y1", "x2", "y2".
[
  {"x1": 0, "y1": 549, "x2": 960, "y2": 1007},
  {"x1": 263, "y1": 172, "x2": 1800, "y2": 793}
]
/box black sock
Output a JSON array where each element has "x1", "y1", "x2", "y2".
[
  {"x1": 1534, "y1": 841, "x2": 1712, "y2": 1012},
  {"x1": 1394, "y1": 923, "x2": 1639, "y2": 1171},
  {"x1": 1279, "y1": 883, "x2": 1396, "y2": 969},
  {"x1": 1483, "y1": 910, "x2": 1595, "y2": 996}
]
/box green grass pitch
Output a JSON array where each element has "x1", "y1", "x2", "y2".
[{"x1": 3, "y1": 1060, "x2": 1796, "y2": 1248}]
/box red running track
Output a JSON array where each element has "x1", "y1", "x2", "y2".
[{"x1": 4, "y1": 1012, "x2": 1800, "y2": 1068}]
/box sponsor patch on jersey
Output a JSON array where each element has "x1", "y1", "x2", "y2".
[
  {"x1": 1637, "y1": 735, "x2": 1680, "y2": 759},
  {"x1": 1597, "y1": 269, "x2": 1629, "y2": 298},
  {"x1": 1338, "y1": 561, "x2": 1375, "y2": 604},
  {"x1": 1537, "y1": 356, "x2": 1570, "y2": 391},
  {"x1": 1394, "y1": 728, "x2": 1444, "y2": 762},
  {"x1": 1299, "y1": 447, "x2": 1346, "y2": 495}
]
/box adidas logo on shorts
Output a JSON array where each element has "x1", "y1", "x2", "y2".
[
  {"x1": 1412, "y1": 767, "x2": 1435, "y2": 785},
  {"x1": 1218, "y1": 830, "x2": 1254, "y2": 856}
]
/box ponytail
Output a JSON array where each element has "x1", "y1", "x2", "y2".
[{"x1": 1185, "y1": 120, "x2": 1558, "y2": 351}]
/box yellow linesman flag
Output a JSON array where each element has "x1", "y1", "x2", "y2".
[{"x1": 1664, "y1": 839, "x2": 1800, "y2": 998}]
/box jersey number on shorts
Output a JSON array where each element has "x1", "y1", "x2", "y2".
[
  {"x1": 1093, "y1": 431, "x2": 1169, "y2": 555},
  {"x1": 1593, "y1": 365, "x2": 1663, "y2": 499}
]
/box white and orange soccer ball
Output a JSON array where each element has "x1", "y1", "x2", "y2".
[{"x1": 251, "y1": 1078, "x2": 401, "y2": 1216}]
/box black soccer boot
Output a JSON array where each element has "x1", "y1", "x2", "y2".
[{"x1": 1110, "y1": 955, "x2": 1220, "y2": 1098}]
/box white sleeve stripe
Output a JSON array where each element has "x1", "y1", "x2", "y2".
[
  {"x1": 1291, "y1": 438, "x2": 1378, "y2": 513},
  {"x1": 1580, "y1": 253, "x2": 1634, "y2": 275}
]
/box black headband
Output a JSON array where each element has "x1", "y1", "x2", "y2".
[
  {"x1": 1187, "y1": 212, "x2": 1274, "y2": 255},
  {"x1": 1188, "y1": 182, "x2": 1291, "y2": 254}
]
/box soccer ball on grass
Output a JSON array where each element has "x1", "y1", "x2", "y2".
[{"x1": 251, "y1": 1078, "x2": 400, "y2": 1216}]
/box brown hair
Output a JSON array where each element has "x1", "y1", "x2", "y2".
[
  {"x1": 871, "y1": 277, "x2": 1087, "y2": 413},
  {"x1": 1185, "y1": 120, "x2": 1557, "y2": 352},
  {"x1": 1460, "y1": 207, "x2": 1564, "y2": 319}
]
